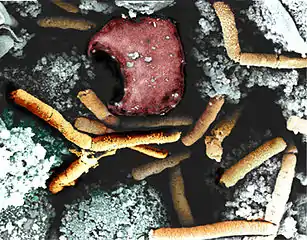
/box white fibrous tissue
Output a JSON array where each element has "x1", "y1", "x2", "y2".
[
  {"x1": 0, "y1": 3, "x2": 35, "y2": 59},
  {"x1": 295, "y1": 172, "x2": 307, "y2": 186},
  {"x1": 3, "y1": 1, "x2": 41, "y2": 18},
  {"x1": 79, "y1": 0, "x2": 114, "y2": 14},
  {"x1": 221, "y1": 129, "x2": 281, "y2": 221},
  {"x1": 115, "y1": 0, "x2": 175, "y2": 15},
  {"x1": 280, "y1": 0, "x2": 307, "y2": 42},
  {"x1": 60, "y1": 181, "x2": 170, "y2": 240},
  {"x1": 0, "y1": 113, "x2": 68, "y2": 210},
  {"x1": 242, "y1": 0, "x2": 307, "y2": 56},
  {"x1": 0, "y1": 189, "x2": 55, "y2": 240},
  {"x1": 0, "y1": 3, "x2": 20, "y2": 59},
  {"x1": 0, "y1": 35, "x2": 14, "y2": 59},
  {"x1": 10, "y1": 28, "x2": 35, "y2": 59},
  {"x1": 194, "y1": 0, "x2": 306, "y2": 120},
  {"x1": 0, "y1": 50, "x2": 95, "y2": 113},
  {"x1": 278, "y1": 194, "x2": 307, "y2": 240}
]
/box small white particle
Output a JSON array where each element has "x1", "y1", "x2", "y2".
[
  {"x1": 5, "y1": 222, "x2": 14, "y2": 234},
  {"x1": 41, "y1": 57, "x2": 47, "y2": 65},
  {"x1": 32, "y1": 224, "x2": 39, "y2": 231},
  {"x1": 127, "y1": 52, "x2": 140, "y2": 60},
  {"x1": 128, "y1": 9, "x2": 137, "y2": 18},
  {"x1": 279, "y1": 217, "x2": 298, "y2": 239},
  {"x1": 144, "y1": 56, "x2": 152, "y2": 63},
  {"x1": 152, "y1": 46, "x2": 156, "y2": 50},
  {"x1": 151, "y1": 78, "x2": 155, "y2": 83},
  {"x1": 172, "y1": 93, "x2": 179, "y2": 98},
  {"x1": 165, "y1": 36, "x2": 170, "y2": 40},
  {"x1": 153, "y1": 22, "x2": 157, "y2": 27},
  {"x1": 114, "y1": 102, "x2": 122, "y2": 107},
  {"x1": 126, "y1": 62, "x2": 134, "y2": 68}
]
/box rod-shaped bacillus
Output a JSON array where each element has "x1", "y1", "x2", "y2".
[
  {"x1": 213, "y1": 1, "x2": 307, "y2": 69},
  {"x1": 148, "y1": 220, "x2": 276, "y2": 240},
  {"x1": 249, "y1": 147, "x2": 298, "y2": 240},
  {"x1": 11, "y1": 90, "x2": 179, "y2": 153},
  {"x1": 220, "y1": 137, "x2": 287, "y2": 187},
  {"x1": 121, "y1": 115, "x2": 193, "y2": 129},
  {"x1": 212, "y1": 1, "x2": 241, "y2": 62},
  {"x1": 51, "y1": 0, "x2": 79, "y2": 13},
  {"x1": 132, "y1": 150, "x2": 191, "y2": 181},
  {"x1": 181, "y1": 96, "x2": 225, "y2": 146},
  {"x1": 77, "y1": 89, "x2": 120, "y2": 127},
  {"x1": 91, "y1": 131, "x2": 181, "y2": 152},
  {"x1": 74, "y1": 117, "x2": 169, "y2": 159},
  {"x1": 11, "y1": 89, "x2": 92, "y2": 150},
  {"x1": 49, "y1": 150, "x2": 116, "y2": 194},
  {"x1": 129, "y1": 145, "x2": 169, "y2": 159},
  {"x1": 169, "y1": 165, "x2": 194, "y2": 226},
  {"x1": 265, "y1": 146, "x2": 297, "y2": 225},
  {"x1": 74, "y1": 117, "x2": 114, "y2": 135},
  {"x1": 205, "y1": 108, "x2": 241, "y2": 162},
  {"x1": 37, "y1": 17, "x2": 96, "y2": 31}
]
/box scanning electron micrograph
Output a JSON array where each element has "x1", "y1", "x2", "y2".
[{"x1": 0, "y1": 0, "x2": 306, "y2": 239}]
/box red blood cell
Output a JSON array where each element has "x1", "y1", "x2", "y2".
[{"x1": 88, "y1": 17, "x2": 185, "y2": 116}]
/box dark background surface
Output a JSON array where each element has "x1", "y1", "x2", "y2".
[{"x1": 0, "y1": 0, "x2": 306, "y2": 238}]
